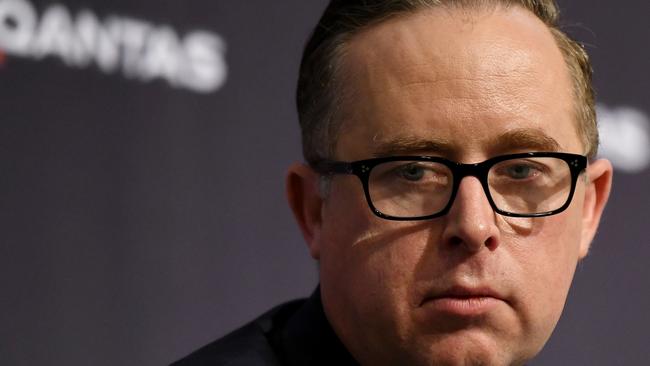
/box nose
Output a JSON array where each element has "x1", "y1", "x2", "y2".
[{"x1": 441, "y1": 176, "x2": 501, "y2": 252}]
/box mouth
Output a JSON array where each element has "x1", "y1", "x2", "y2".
[{"x1": 420, "y1": 286, "x2": 506, "y2": 317}]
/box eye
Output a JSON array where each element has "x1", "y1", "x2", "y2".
[
  {"x1": 506, "y1": 164, "x2": 535, "y2": 179},
  {"x1": 371, "y1": 161, "x2": 451, "y2": 188},
  {"x1": 398, "y1": 164, "x2": 426, "y2": 181},
  {"x1": 498, "y1": 162, "x2": 544, "y2": 181}
]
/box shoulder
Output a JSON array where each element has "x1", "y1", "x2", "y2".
[
  {"x1": 170, "y1": 299, "x2": 305, "y2": 366},
  {"x1": 170, "y1": 322, "x2": 279, "y2": 366}
]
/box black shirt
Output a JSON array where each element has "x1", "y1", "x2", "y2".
[{"x1": 171, "y1": 287, "x2": 358, "y2": 365}]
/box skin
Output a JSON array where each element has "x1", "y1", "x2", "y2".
[{"x1": 287, "y1": 5, "x2": 612, "y2": 366}]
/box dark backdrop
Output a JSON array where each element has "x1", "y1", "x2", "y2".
[{"x1": 1, "y1": 1, "x2": 648, "y2": 365}]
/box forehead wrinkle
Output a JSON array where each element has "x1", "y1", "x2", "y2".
[
  {"x1": 341, "y1": 7, "x2": 545, "y2": 93},
  {"x1": 333, "y1": 6, "x2": 578, "y2": 163}
]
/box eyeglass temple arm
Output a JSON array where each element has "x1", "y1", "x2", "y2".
[{"x1": 310, "y1": 160, "x2": 354, "y2": 175}]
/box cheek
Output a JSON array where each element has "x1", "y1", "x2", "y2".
[
  {"x1": 508, "y1": 210, "x2": 583, "y2": 346},
  {"x1": 321, "y1": 205, "x2": 424, "y2": 303},
  {"x1": 319, "y1": 181, "x2": 428, "y2": 333},
  {"x1": 318, "y1": 179, "x2": 375, "y2": 299},
  {"x1": 320, "y1": 177, "x2": 419, "y2": 274},
  {"x1": 536, "y1": 208, "x2": 584, "y2": 293}
]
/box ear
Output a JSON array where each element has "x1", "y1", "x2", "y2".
[
  {"x1": 286, "y1": 162, "x2": 325, "y2": 260},
  {"x1": 578, "y1": 158, "x2": 613, "y2": 258}
]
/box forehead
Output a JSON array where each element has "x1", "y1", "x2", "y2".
[{"x1": 335, "y1": 5, "x2": 580, "y2": 161}]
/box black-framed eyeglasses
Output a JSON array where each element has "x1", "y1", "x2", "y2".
[{"x1": 311, "y1": 152, "x2": 587, "y2": 221}]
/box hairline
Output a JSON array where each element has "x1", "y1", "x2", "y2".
[{"x1": 305, "y1": 1, "x2": 596, "y2": 165}]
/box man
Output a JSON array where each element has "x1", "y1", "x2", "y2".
[{"x1": 173, "y1": 0, "x2": 612, "y2": 365}]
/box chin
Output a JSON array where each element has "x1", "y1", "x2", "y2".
[{"x1": 410, "y1": 331, "x2": 528, "y2": 366}]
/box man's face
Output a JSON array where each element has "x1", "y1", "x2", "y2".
[{"x1": 289, "y1": 5, "x2": 611, "y2": 366}]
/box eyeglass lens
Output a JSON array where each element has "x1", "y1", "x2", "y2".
[{"x1": 367, "y1": 157, "x2": 572, "y2": 218}]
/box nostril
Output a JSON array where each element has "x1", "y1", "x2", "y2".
[
  {"x1": 449, "y1": 236, "x2": 463, "y2": 247},
  {"x1": 484, "y1": 237, "x2": 499, "y2": 251},
  {"x1": 445, "y1": 234, "x2": 499, "y2": 252}
]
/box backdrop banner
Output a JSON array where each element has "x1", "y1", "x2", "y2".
[{"x1": 1, "y1": 1, "x2": 648, "y2": 365}]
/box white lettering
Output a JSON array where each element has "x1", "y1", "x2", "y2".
[
  {"x1": 139, "y1": 25, "x2": 182, "y2": 85},
  {"x1": 182, "y1": 31, "x2": 227, "y2": 93},
  {"x1": 0, "y1": 0, "x2": 36, "y2": 55},
  {"x1": 96, "y1": 15, "x2": 121, "y2": 73},
  {"x1": 598, "y1": 104, "x2": 650, "y2": 173},
  {"x1": 67, "y1": 9, "x2": 92, "y2": 67},
  {"x1": 117, "y1": 17, "x2": 150, "y2": 78},
  {"x1": 31, "y1": 4, "x2": 74, "y2": 63},
  {"x1": 0, "y1": 0, "x2": 228, "y2": 93}
]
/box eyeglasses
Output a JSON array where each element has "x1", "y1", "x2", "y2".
[{"x1": 311, "y1": 152, "x2": 587, "y2": 221}]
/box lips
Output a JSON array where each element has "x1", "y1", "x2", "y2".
[{"x1": 420, "y1": 285, "x2": 507, "y2": 317}]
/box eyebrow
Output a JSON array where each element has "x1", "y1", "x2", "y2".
[
  {"x1": 371, "y1": 135, "x2": 455, "y2": 157},
  {"x1": 488, "y1": 128, "x2": 561, "y2": 154},
  {"x1": 369, "y1": 128, "x2": 561, "y2": 158}
]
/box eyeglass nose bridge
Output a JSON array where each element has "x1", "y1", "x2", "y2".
[
  {"x1": 453, "y1": 161, "x2": 493, "y2": 180},
  {"x1": 442, "y1": 161, "x2": 499, "y2": 215}
]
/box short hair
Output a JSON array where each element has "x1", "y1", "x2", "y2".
[{"x1": 296, "y1": 0, "x2": 598, "y2": 164}]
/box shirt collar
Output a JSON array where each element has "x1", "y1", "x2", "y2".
[{"x1": 275, "y1": 285, "x2": 358, "y2": 366}]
